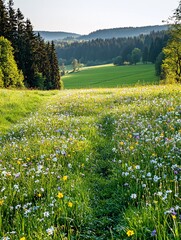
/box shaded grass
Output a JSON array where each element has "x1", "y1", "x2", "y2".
[
  {"x1": 62, "y1": 64, "x2": 159, "y2": 89},
  {"x1": 0, "y1": 89, "x2": 58, "y2": 134}
]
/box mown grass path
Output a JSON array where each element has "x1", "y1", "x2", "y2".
[{"x1": 0, "y1": 85, "x2": 180, "y2": 239}]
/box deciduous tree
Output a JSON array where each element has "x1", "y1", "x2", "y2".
[
  {"x1": 162, "y1": 1, "x2": 181, "y2": 83},
  {"x1": 0, "y1": 36, "x2": 24, "y2": 88}
]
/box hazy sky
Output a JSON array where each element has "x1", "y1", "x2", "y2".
[{"x1": 13, "y1": 0, "x2": 179, "y2": 34}]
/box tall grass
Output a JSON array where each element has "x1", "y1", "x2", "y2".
[
  {"x1": 0, "y1": 89, "x2": 58, "y2": 134},
  {"x1": 0, "y1": 85, "x2": 180, "y2": 239}
]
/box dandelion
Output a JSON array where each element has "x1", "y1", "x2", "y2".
[
  {"x1": 62, "y1": 175, "x2": 68, "y2": 181},
  {"x1": 126, "y1": 230, "x2": 134, "y2": 236},
  {"x1": 68, "y1": 202, "x2": 73, "y2": 208},
  {"x1": 57, "y1": 192, "x2": 64, "y2": 199}
]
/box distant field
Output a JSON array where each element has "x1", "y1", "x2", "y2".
[{"x1": 62, "y1": 64, "x2": 159, "y2": 89}]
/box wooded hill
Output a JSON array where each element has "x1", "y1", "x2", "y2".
[
  {"x1": 55, "y1": 31, "x2": 169, "y2": 66},
  {"x1": 34, "y1": 31, "x2": 81, "y2": 41},
  {"x1": 78, "y1": 25, "x2": 169, "y2": 40},
  {"x1": 37, "y1": 25, "x2": 169, "y2": 41}
]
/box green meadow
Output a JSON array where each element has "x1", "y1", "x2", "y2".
[
  {"x1": 0, "y1": 85, "x2": 180, "y2": 239},
  {"x1": 62, "y1": 64, "x2": 159, "y2": 89}
]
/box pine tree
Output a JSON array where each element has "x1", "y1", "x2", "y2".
[
  {"x1": 47, "y1": 41, "x2": 61, "y2": 89},
  {"x1": 0, "y1": 0, "x2": 9, "y2": 38},
  {"x1": 7, "y1": 0, "x2": 18, "y2": 45}
]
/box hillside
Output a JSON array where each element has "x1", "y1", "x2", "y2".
[
  {"x1": 36, "y1": 25, "x2": 169, "y2": 41},
  {"x1": 34, "y1": 31, "x2": 81, "y2": 41},
  {"x1": 78, "y1": 25, "x2": 169, "y2": 40},
  {"x1": 0, "y1": 85, "x2": 180, "y2": 239}
]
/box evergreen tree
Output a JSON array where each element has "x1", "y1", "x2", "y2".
[
  {"x1": 0, "y1": 36, "x2": 24, "y2": 88},
  {"x1": 0, "y1": 0, "x2": 9, "y2": 38},
  {"x1": 142, "y1": 46, "x2": 149, "y2": 64},
  {"x1": 7, "y1": 0, "x2": 17, "y2": 45},
  {"x1": 48, "y1": 41, "x2": 61, "y2": 89},
  {"x1": 15, "y1": 8, "x2": 26, "y2": 74}
]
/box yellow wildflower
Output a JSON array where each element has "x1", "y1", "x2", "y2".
[
  {"x1": 57, "y1": 192, "x2": 64, "y2": 199},
  {"x1": 120, "y1": 141, "x2": 124, "y2": 146},
  {"x1": 62, "y1": 175, "x2": 68, "y2": 181},
  {"x1": 0, "y1": 199, "x2": 4, "y2": 206},
  {"x1": 172, "y1": 215, "x2": 176, "y2": 220},
  {"x1": 68, "y1": 202, "x2": 73, "y2": 208},
  {"x1": 127, "y1": 230, "x2": 134, "y2": 237},
  {"x1": 20, "y1": 237, "x2": 26, "y2": 240},
  {"x1": 37, "y1": 193, "x2": 42, "y2": 198}
]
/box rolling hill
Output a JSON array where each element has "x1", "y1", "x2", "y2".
[{"x1": 36, "y1": 25, "x2": 169, "y2": 41}]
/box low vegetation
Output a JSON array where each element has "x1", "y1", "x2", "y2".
[
  {"x1": 0, "y1": 85, "x2": 180, "y2": 239},
  {"x1": 62, "y1": 64, "x2": 159, "y2": 89},
  {"x1": 0, "y1": 89, "x2": 57, "y2": 134}
]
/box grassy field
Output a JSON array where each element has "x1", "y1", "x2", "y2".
[
  {"x1": 0, "y1": 85, "x2": 180, "y2": 239},
  {"x1": 62, "y1": 64, "x2": 159, "y2": 89},
  {"x1": 0, "y1": 89, "x2": 58, "y2": 134}
]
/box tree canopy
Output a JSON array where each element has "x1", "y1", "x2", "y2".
[
  {"x1": 0, "y1": 36, "x2": 24, "y2": 88},
  {"x1": 162, "y1": 1, "x2": 181, "y2": 83}
]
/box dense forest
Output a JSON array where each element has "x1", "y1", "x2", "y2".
[
  {"x1": 0, "y1": 0, "x2": 62, "y2": 89},
  {"x1": 55, "y1": 31, "x2": 169, "y2": 67}
]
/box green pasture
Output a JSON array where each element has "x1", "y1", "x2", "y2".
[
  {"x1": 62, "y1": 64, "x2": 159, "y2": 89},
  {"x1": 0, "y1": 85, "x2": 180, "y2": 239}
]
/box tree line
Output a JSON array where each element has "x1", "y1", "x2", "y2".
[
  {"x1": 0, "y1": 0, "x2": 62, "y2": 89},
  {"x1": 55, "y1": 31, "x2": 169, "y2": 68}
]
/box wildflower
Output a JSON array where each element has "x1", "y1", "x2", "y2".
[
  {"x1": 62, "y1": 175, "x2": 68, "y2": 181},
  {"x1": 151, "y1": 229, "x2": 157, "y2": 237},
  {"x1": 46, "y1": 226, "x2": 54, "y2": 235},
  {"x1": 68, "y1": 202, "x2": 73, "y2": 208},
  {"x1": 172, "y1": 214, "x2": 176, "y2": 219},
  {"x1": 130, "y1": 146, "x2": 134, "y2": 150},
  {"x1": 0, "y1": 199, "x2": 4, "y2": 206},
  {"x1": 57, "y1": 192, "x2": 64, "y2": 199},
  {"x1": 130, "y1": 193, "x2": 137, "y2": 199},
  {"x1": 43, "y1": 211, "x2": 50, "y2": 217},
  {"x1": 120, "y1": 141, "x2": 124, "y2": 145},
  {"x1": 37, "y1": 193, "x2": 42, "y2": 198},
  {"x1": 126, "y1": 230, "x2": 134, "y2": 236},
  {"x1": 20, "y1": 237, "x2": 26, "y2": 240}
]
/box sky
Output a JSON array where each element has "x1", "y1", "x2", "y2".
[{"x1": 13, "y1": 0, "x2": 180, "y2": 34}]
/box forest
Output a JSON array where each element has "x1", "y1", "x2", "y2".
[
  {"x1": 0, "y1": 0, "x2": 62, "y2": 89},
  {"x1": 55, "y1": 31, "x2": 169, "y2": 68}
]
